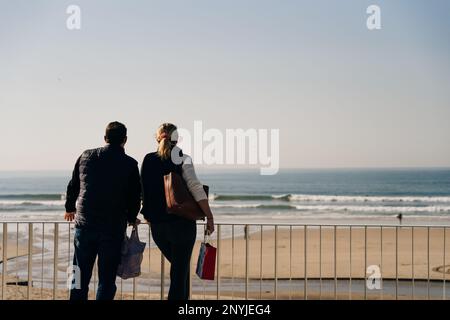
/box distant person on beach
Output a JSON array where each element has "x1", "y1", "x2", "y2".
[
  {"x1": 64, "y1": 122, "x2": 141, "y2": 300},
  {"x1": 140, "y1": 123, "x2": 214, "y2": 300}
]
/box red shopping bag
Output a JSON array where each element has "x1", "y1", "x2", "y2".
[{"x1": 196, "y1": 235, "x2": 216, "y2": 280}]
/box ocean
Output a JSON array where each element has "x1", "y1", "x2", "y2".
[{"x1": 1, "y1": 168, "x2": 450, "y2": 224}]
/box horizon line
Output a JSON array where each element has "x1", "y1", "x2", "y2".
[{"x1": 1, "y1": 166, "x2": 450, "y2": 173}]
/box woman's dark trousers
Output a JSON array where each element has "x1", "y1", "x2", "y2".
[{"x1": 151, "y1": 219, "x2": 197, "y2": 300}]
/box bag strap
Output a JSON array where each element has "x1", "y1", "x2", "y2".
[
  {"x1": 131, "y1": 225, "x2": 140, "y2": 242},
  {"x1": 203, "y1": 225, "x2": 211, "y2": 244}
]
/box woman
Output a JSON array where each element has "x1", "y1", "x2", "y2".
[{"x1": 140, "y1": 123, "x2": 214, "y2": 300}]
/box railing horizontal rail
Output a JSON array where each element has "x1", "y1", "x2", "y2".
[{"x1": 2, "y1": 220, "x2": 450, "y2": 228}]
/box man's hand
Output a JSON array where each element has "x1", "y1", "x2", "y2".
[
  {"x1": 128, "y1": 218, "x2": 141, "y2": 227},
  {"x1": 64, "y1": 212, "x2": 76, "y2": 222},
  {"x1": 206, "y1": 216, "x2": 214, "y2": 235}
]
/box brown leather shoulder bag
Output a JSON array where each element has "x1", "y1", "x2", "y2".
[{"x1": 164, "y1": 171, "x2": 209, "y2": 221}]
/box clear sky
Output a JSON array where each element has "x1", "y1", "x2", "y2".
[{"x1": 1, "y1": 0, "x2": 449, "y2": 170}]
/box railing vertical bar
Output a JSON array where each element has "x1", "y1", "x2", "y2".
[
  {"x1": 259, "y1": 225, "x2": 263, "y2": 300},
  {"x1": 67, "y1": 223, "x2": 71, "y2": 299},
  {"x1": 364, "y1": 226, "x2": 367, "y2": 300},
  {"x1": 202, "y1": 277, "x2": 205, "y2": 300},
  {"x1": 380, "y1": 226, "x2": 383, "y2": 300},
  {"x1": 334, "y1": 226, "x2": 337, "y2": 300},
  {"x1": 274, "y1": 225, "x2": 278, "y2": 300},
  {"x1": 245, "y1": 224, "x2": 249, "y2": 300},
  {"x1": 349, "y1": 226, "x2": 352, "y2": 300},
  {"x1": 443, "y1": 227, "x2": 446, "y2": 300},
  {"x1": 16, "y1": 223, "x2": 19, "y2": 295},
  {"x1": 133, "y1": 277, "x2": 136, "y2": 300},
  {"x1": 289, "y1": 225, "x2": 292, "y2": 300},
  {"x1": 28, "y1": 223, "x2": 33, "y2": 299},
  {"x1": 412, "y1": 227, "x2": 415, "y2": 299},
  {"x1": 160, "y1": 252, "x2": 165, "y2": 300},
  {"x1": 2, "y1": 223, "x2": 7, "y2": 300},
  {"x1": 53, "y1": 223, "x2": 58, "y2": 300},
  {"x1": 395, "y1": 226, "x2": 398, "y2": 300},
  {"x1": 216, "y1": 225, "x2": 221, "y2": 300},
  {"x1": 319, "y1": 225, "x2": 322, "y2": 300},
  {"x1": 189, "y1": 254, "x2": 193, "y2": 301},
  {"x1": 231, "y1": 225, "x2": 235, "y2": 300},
  {"x1": 41, "y1": 223, "x2": 45, "y2": 299},
  {"x1": 427, "y1": 227, "x2": 430, "y2": 300},
  {"x1": 149, "y1": 226, "x2": 152, "y2": 300},
  {"x1": 304, "y1": 225, "x2": 307, "y2": 300},
  {"x1": 120, "y1": 278, "x2": 123, "y2": 300}
]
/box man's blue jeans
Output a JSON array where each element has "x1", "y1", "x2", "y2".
[{"x1": 70, "y1": 227, "x2": 124, "y2": 300}]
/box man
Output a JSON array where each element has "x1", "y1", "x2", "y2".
[{"x1": 65, "y1": 121, "x2": 141, "y2": 300}]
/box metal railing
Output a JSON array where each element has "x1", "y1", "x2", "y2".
[{"x1": 0, "y1": 221, "x2": 449, "y2": 300}]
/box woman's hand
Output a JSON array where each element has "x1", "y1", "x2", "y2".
[
  {"x1": 198, "y1": 199, "x2": 215, "y2": 235},
  {"x1": 206, "y1": 216, "x2": 215, "y2": 235}
]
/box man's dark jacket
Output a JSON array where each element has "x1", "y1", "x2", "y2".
[{"x1": 65, "y1": 144, "x2": 141, "y2": 233}]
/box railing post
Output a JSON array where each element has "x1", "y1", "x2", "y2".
[
  {"x1": 395, "y1": 226, "x2": 399, "y2": 300},
  {"x1": 412, "y1": 227, "x2": 415, "y2": 299},
  {"x1": 120, "y1": 278, "x2": 123, "y2": 300},
  {"x1": 320, "y1": 226, "x2": 322, "y2": 300},
  {"x1": 41, "y1": 223, "x2": 45, "y2": 299},
  {"x1": 364, "y1": 226, "x2": 367, "y2": 300},
  {"x1": 160, "y1": 252, "x2": 165, "y2": 300},
  {"x1": 149, "y1": 225, "x2": 153, "y2": 300},
  {"x1": 304, "y1": 225, "x2": 307, "y2": 300},
  {"x1": 67, "y1": 223, "x2": 71, "y2": 299},
  {"x1": 216, "y1": 225, "x2": 221, "y2": 300},
  {"x1": 289, "y1": 225, "x2": 292, "y2": 300},
  {"x1": 28, "y1": 223, "x2": 33, "y2": 299},
  {"x1": 53, "y1": 223, "x2": 59, "y2": 300},
  {"x1": 334, "y1": 226, "x2": 337, "y2": 300},
  {"x1": 245, "y1": 224, "x2": 249, "y2": 300},
  {"x1": 232, "y1": 225, "x2": 235, "y2": 300},
  {"x1": 274, "y1": 225, "x2": 278, "y2": 300},
  {"x1": 189, "y1": 254, "x2": 193, "y2": 300},
  {"x1": 259, "y1": 225, "x2": 263, "y2": 300},
  {"x1": 444, "y1": 227, "x2": 446, "y2": 300},
  {"x1": 349, "y1": 226, "x2": 352, "y2": 300},
  {"x1": 427, "y1": 227, "x2": 430, "y2": 300},
  {"x1": 380, "y1": 226, "x2": 383, "y2": 300},
  {"x1": 16, "y1": 224, "x2": 19, "y2": 296},
  {"x1": 2, "y1": 223, "x2": 7, "y2": 300}
]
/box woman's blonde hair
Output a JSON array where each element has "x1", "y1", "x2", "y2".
[{"x1": 156, "y1": 123, "x2": 178, "y2": 160}]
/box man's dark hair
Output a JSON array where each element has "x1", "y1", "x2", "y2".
[{"x1": 105, "y1": 121, "x2": 127, "y2": 145}]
